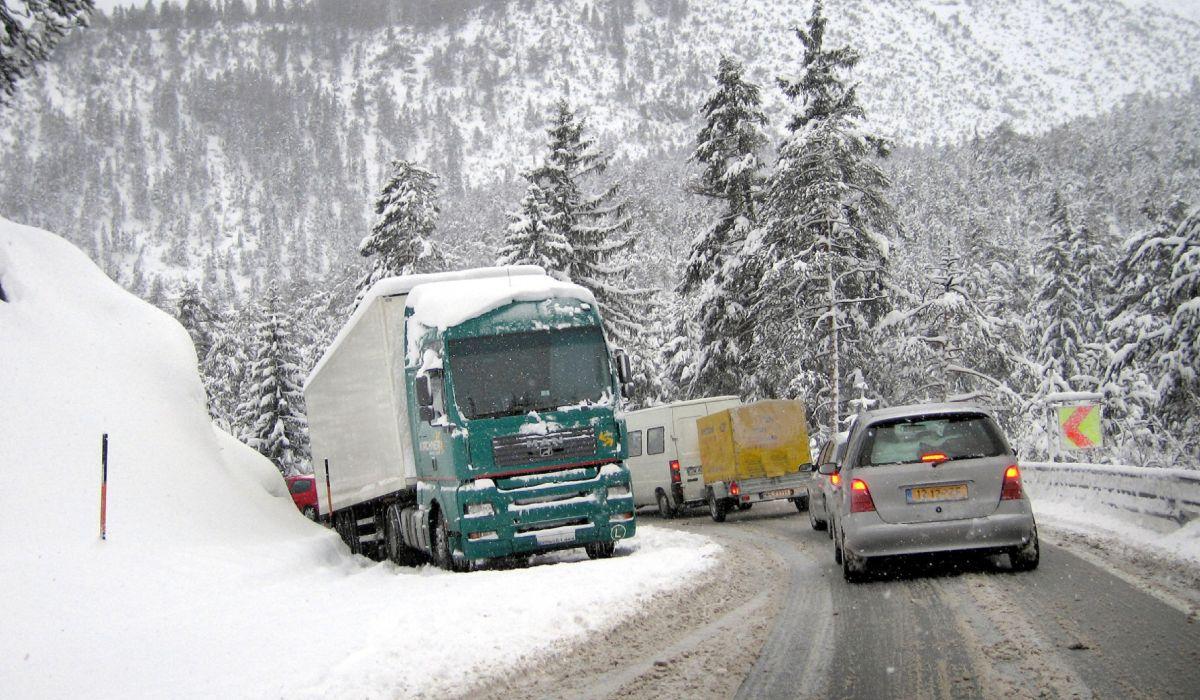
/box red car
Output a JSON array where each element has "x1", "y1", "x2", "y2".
[{"x1": 286, "y1": 475, "x2": 318, "y2": 520}]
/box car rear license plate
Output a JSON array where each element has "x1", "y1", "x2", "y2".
[
  {"x1": 762, "y1": 488, "x2": 794, "y2": 499},
  {"x1": 907, "y1": 484, "x2": 968, "y2": 503},
  {"x1": 535, "y1": 529, "x2": 576, "y2": 546}
]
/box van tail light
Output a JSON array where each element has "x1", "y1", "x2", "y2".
[
  {"x1": 669, "y1": 460, "x2": 681, "y2": 484},
  {"x1": 1001, "y1": 465, "x2": 1023, "y2": 500},
  {"x1": 850, "y1": 478, "x2": 876, "y2": 513},
  {"x1": 730, "y1": 481, "x2": 740, "y2": 497}
]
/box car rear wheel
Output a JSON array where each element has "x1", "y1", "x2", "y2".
[
  {"x1": 1010, "y1": 526, "x2": 1040, "y2": 572},
  {"x1": 656, "y1": 491, "x2": 676, "y2": 519},
  {"x1": 302, "y1": 505, "x2": 317, "y2": 521},
  {"x1": 708, "y1": 490, "x2": 727, "y2": 523},
  {"x1": 809, "y1": 502, "x2": 827, "y2": 531},
  {"x1": 586, "y1": 541, "x2": 616, "y2": 559},
  {"x1": 842, "y1": 542, "x2": 868, "y2": 583},
  {"x1": 834, "y1": 529, "x2": 843, "y2": 564}
]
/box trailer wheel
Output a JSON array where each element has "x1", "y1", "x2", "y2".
[
  {"x1": 585, "y1": 541, "x2": 616, "y2": 559},
  {"x1": 656, "y1": 490, "x2": 676, "y2": 519},
  {"x1": 385, "y1": 503, "x2": 426, "y2": 567},
  {"x1": 707, "y1": 489, "x2": 727, "y2": 523},
  {"x1": 737, "y1": 502, "x2": 752, "y2": 511},
  {"x1": 794, "y1": 495, "x2": 809, "y2": 512},
  {"x1": 432, "y1": 510, "x2": 471, "y2": 573},
  {"x1": 334, "y1": 510, "x2": 361, "y2": 555}
]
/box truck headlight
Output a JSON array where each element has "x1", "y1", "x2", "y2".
[
  {"x1": 465, "y1": 503, "x2": 495, "y2": 517},
  {"x1": 606, "y1": 485, "x2": 630, "y2": 499}
]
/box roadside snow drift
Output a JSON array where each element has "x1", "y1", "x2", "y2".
[{"x1": 0, "y1": 219, "x2": 720, "y2": 699}]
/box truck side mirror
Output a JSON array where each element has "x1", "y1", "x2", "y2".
[
  {"x1": 415, "y1": 375, "x2": 433, "y2": 408},
  {"x1": 614, "y1": 349, "x2": 632, "y2": 385}
]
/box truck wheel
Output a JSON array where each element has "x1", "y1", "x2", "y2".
[
  {"x1": 737, "y1": 502, "x2": 752, "y2": 511},
  {"x1": 656, "y1": 491, "x2": 676, "y2": 519},
  {"x1": 708, "y1": 490, "x2": 727, "y2": 523},
  {"x1": 335, "y1": 510, "x2": 361, "y2": 555},
  {"x1": 385, "y1": 504, "x2": 426, "y2": 567},
  {"x1": 585, "y1": 541, "x2": 616, "y2": 559},
  {"x1": 432, "y1": 511, "x2": 472, "y2": 573}
]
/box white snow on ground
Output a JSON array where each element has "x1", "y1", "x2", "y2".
[
  {"x1": 0, "y1": 218, "x2": 719, "y2": 699},
  {"x1": 1033, "y1": 499, "x2": 1200, "y2": 567}
]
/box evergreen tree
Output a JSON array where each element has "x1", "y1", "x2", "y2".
[
  {"x1": 496, "y1": 178, "x2": 571, "y2": 272},
  {"x1": 0, "y1": 0, "x2": 94, "y2": 107},
  {"x1": 174, "y1": 281, "x2": 218, "y2": 362},
  {"x1": 238, "y1": 281, "x2": 309, "y2": 475},
  {"x1": 747, "y1": 1, "x2": 894, "y2": 433},
  {"x1": 1031, "y1": 191, "x2": 1104, "y2": 396},
  {"x1": 357, "y1": 159, "x2": 443, "y2": 299},
  {"x1": 202, "y1": 307, "x2": 250, "y2": 433},
  {"x1": 1105, "y1": 201, "x2": 1200, "y2": 459},
  {"x1": 668, "y1": 55, "x2": 767, "y2": 399}
]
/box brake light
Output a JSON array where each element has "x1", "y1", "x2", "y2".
[
  {"x1": 921, "y1": 452, "x2": 948, "y2": 463},
  {"x1": 850, "y1": 478, "x2": 875, "y2": 513},
  {"x1": 1001, "y1": 464, "x2": 1023, "y2": 500},
  {"x1": 730, "y1": 481, "x2": 740, "y2": 497},
  {"x1": 670, "y1": 459, "x2": 681, "y2": 484}
]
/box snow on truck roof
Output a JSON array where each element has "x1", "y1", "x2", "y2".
[
  {"x1": 406, "y1": 273, "x2": 595, "y2": 330},
  {"x1": 306, "y1": 266, "x2": 594, "y2": 389}
]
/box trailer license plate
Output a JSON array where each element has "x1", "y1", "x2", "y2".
[
  {"x1": 535, "y1": 529, "x2": 576, "y2": 546},
  {"x1": 908, "y1": 484, "x2": 968, "y2": 503},
  {"x1": 687, "y1": 466, "x2": 703, "y2": 476},
  {"x1": 763, "y1": 488, "x2": 794, "y2": 499}
]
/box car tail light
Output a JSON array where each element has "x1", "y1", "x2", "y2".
[
  {"x1": 1001, "y1": 465, "x2": 1023, "y2": 500},
  {"x1": 850, "y1": 478, "x2": 876, "y2": 513},
  {"x1": 670, "y1": 459, "x2": 681, "y2": 484},
  {"x1": 730, "y1": 481, "x2": 740, "y2": 497}
]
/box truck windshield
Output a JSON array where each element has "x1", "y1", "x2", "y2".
[{"x1": 448, "y1": 326, "x2": 611, "y2": 419}]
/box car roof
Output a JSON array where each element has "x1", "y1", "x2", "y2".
[{"x1": 857, "y1": 402, "x2": 996, "y2": 426}]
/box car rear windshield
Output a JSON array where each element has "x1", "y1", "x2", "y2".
[
  {"x1": 289, "y1": 479, "x2": 312, "y2": 494},
  {"x1": 857, "y1": 413, "x2": 1007, "y2": 467}
]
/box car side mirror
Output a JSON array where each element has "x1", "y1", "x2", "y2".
[
  {"x1": 818, "y1": 463, "x2": 839, "y2": 476},
  {"x1": 414, "y1": 375, "x2": 433, "y2": 408}
]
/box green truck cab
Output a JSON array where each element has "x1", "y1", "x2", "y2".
[{"x1": 305, "y1": 267, "x2": 636, "y2": 571}]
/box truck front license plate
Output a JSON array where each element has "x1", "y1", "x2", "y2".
[
  {"x1": 762, "y1": 488, "x2": 794, "y2": 499},
  {"x1": 534, "y1": 529, "x2": 576, "y2": 546}
]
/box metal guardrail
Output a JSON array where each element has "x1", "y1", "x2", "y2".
[{"x1": 1021, "y1": 461, "x2": 1200, "y2": 526}]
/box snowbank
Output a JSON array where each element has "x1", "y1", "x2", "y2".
[{"x1": 0, "y1": 219, "x2": 719, "y2": 698}]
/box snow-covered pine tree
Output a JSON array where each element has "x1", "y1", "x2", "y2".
[
  {"x1": 496, "y1": 178, "x2": 571, "y2": 272},
  {"x1": 667, "y1": 55, "x2": 767, "y2": 400},
  {"x1": 746, "y1": 0, "x2": 894, "y2": 433},
  {"x1": 202, "y1": 307, "x2": 249, "y2": 434},
  {"x1": 238, "y1": 281, "x2": 309, "y2": 475},
  {"x1": 1030, "y1": 191, "x2": 1105, "y2": 398},
  {"x1": 357, "y1": 159, "x2": 443, "y2": 301},
  {"x1": 1105, "y1": 200, "x2": 1200, "y2": 461},
  {"x1": 174, "y1": 282, "x2": 217, "y2": 362},
  {"x1": 526, "y1": 99, "x2": 659, "y2": 402},
  {"x1": 0, "y1": 0, "x2": 93, "y2": 107}
]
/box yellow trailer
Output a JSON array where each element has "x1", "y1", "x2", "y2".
[{"x1": 697, "y1": 400, "x2": 814, "y2": 521}]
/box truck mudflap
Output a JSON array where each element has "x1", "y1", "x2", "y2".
[
  {"x1": 456, "y1": 463, "x2": 637, "y2": 559},
  {"x1": 713, "y1": 472, "x2": 811, "y2": 505}
]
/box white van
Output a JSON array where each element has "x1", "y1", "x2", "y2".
[{"x1": 625, "y1": 396, "x2": 741, "y2": 517}]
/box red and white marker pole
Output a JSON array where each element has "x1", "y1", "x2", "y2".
[{"x1": 100, "y1": 433, "x2": 109, "y2": 540}]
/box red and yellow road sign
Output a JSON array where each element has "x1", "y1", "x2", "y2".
[{"x1": 1058, "y1": 404, "x2": 1103, "y2": 450}]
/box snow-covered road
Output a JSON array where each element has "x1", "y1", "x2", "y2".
[{"x1": 469, "y1": 501, "x2": 1200, "y2": 699}]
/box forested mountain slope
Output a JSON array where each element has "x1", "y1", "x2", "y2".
[{"x1": 1, "y1": 0, "x2": 1198, "y2": 302}]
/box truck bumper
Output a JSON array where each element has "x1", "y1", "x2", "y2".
[{"x1": 456, "y1": 463, "x2": 638, "y2": 559}]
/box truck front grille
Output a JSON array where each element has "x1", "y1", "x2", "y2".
[{"x1": 492, "y1": 428, "x2": 597, "y2": 469}]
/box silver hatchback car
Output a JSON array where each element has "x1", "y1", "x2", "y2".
[{"x1": 824, "y1": 403, "x2": 1039, "y2": 582}]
